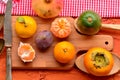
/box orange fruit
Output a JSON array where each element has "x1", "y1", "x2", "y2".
[
  {"x1": 54, "y1": 41, "x2": 76, "y2": 63},
  {"x1": 50, "y1": 18, "x2": 71, "y2": 38},
  {"x1": 15, "y1": 16, "x2": 37, "y2": 38},
  {"x1": 18, "y1": 42, "x2": 35, "y2": 62}
]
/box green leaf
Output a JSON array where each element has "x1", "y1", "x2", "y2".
[{"x1": 17, "y1": 17, "x2": 25, "y2": 23}]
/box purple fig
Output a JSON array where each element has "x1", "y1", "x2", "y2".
[{"x1": 35, "y1": 30, "x2": 53, "y2": 50}]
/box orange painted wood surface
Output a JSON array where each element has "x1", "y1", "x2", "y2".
[
  {"x1": 0, "y1": 18, "x2": 120, "y2": 80},
  {"x1": 11, "y1": 16, "x2": 113, "y2": 69}
]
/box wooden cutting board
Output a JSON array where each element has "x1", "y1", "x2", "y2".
[{"x1": 11, "y1": 16, "x2": 113, "y2": 70}]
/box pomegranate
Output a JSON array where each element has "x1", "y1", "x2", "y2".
[{"x1": 31, "y1": 0, "x2": 63, "y2": 18}]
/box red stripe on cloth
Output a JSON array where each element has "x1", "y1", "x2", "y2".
[{"x1": 0, "y1": 0, "x2": 120, "y2": 18}]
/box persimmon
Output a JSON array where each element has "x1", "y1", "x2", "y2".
[
  {"x1": 50, "y1": 18, "x2": 71, "y2": 38},
  {"x1": 84, "y1": 47, "x2": 114, "y2": 76},
  {"x1": 54, "y1": 41, "x2": 76, "y2": 63}
]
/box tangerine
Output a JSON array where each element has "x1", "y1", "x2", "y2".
[
  {"x1": 18, "y1": 42, "x2": 35, "y2": 62},
  {"x1": 54, "y1": 41, "x2": 76, "y2": 63},
  {"x1": 15, "y1": 16, "x2": 37, "y2": 38},
  {"x1": 51, "y1": 18, "x2": 71, "y2": 38}
]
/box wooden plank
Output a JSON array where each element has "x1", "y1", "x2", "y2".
[{"x1": 11, "y1": 16, "x2": 113, "y2": 70}]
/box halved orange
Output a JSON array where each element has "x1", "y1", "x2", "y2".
[{"x1": 18, "y1": 42, "x2": 35, "y2": 62}]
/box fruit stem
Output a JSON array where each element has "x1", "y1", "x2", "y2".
[
  {"x1": 58, "y1": 19, "x2": 65, "y2": 29},
  {"x1": 41, "y1": 35, "x2": 46, "y2": 40},
  {"x1": 45, "y1": 0, "x2": 51, "y2": 3},
  {"x1": 87, "y1": 17, "x2": 92, "y2": 23},
  {"x1": 63, "y1": 48, "x2": 67, "y2": 53},
  {"x1": 24, "y1": 24, "x2": 28, "y2": 27}
]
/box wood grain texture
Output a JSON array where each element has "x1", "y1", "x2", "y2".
[{"x1": 11, "y1": 16, "x2": 113, "y2": 70}]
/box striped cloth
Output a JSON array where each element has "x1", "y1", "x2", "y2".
[{"x1": 0, "y1": 0, "x2": 120, "y2": 17}]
